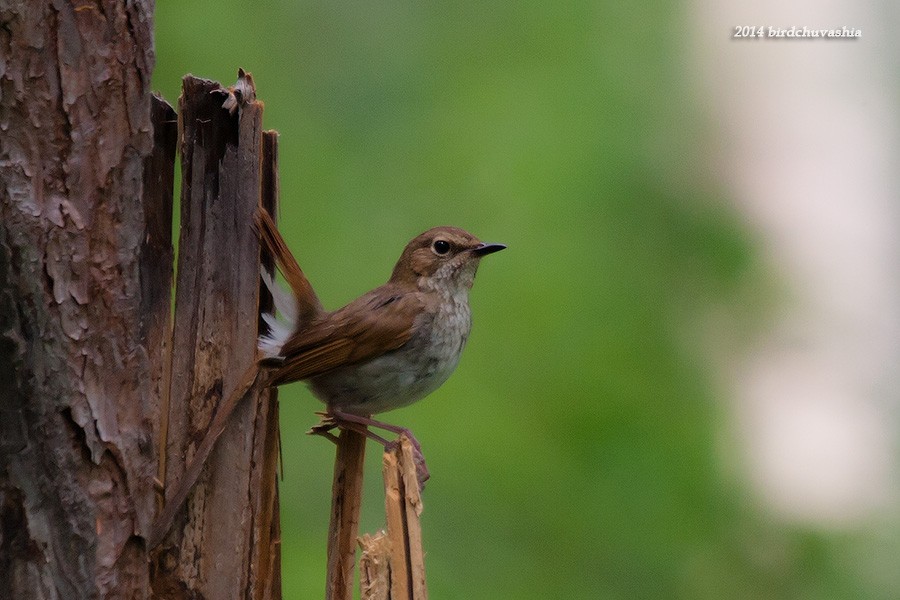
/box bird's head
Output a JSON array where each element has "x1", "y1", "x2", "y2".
[{"x1": 390, "y1": 226, "x2": 506, "y2": 293}]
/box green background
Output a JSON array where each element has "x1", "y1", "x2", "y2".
[{"x1": 153, "y1": 3, "x2": 893, "y2": 598}]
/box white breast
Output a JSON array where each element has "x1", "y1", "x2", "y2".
[{"x1": 309, "y1": 289, "x2": 472, "y2": 416}]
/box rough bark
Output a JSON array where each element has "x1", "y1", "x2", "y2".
[
  {"x1": 0, "y1": 1, "x2": 163, "y2": 598},
  {"x1": 1, "y1": 5, "x2": 283, "y2": 598}
]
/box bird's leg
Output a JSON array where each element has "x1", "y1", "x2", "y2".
[
  {"x1": 329, "y1": 409, "x2": 423, "y2": 452},
  {"x1": 321, "y1": 408, "x2": 430, "y2": 487},
  {"x1": 308, "y1": 412, "x2": 392, "y2": 447}
]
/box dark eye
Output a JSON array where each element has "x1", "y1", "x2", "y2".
[{"x1": 432, "y1": 239, "x2": 451, "y2": 255}]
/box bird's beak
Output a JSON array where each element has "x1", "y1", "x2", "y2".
[{"x1": 472, "y1": 242, "x2": 507, "y2": 257}]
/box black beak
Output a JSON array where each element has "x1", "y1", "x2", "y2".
[{"x1": 472, "y1": 242, "x2": 507, "y2": 257}]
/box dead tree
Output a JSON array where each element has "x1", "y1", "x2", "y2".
[
  {"x1": 0, "y1": 3, "x2": 280, "y2": 598},
  {"x1": 149, "y1": 74, "x2": 282, "y2": 599}
]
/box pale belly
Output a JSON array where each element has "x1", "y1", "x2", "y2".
[{"x1": 308, "y1": 300, "x2": 471, "y2": 415}]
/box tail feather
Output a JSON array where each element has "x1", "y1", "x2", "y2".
[
  {"x1": 259, "y1": 269, "x2": 298, "y2": 358},
  {"x1": 261, "y1": 268, "x2": 299, "y2": 325}
]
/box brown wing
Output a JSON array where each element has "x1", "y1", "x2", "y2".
[{"x1": 266, "y1": 284, "x2": 422, "y2": 385}]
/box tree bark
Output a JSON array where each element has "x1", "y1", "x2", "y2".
[
  {"x1": 1, "y1": 4, "x2": 283, "y2": 599},
  {"x1": 0, "y1": 1, "x2": 162, "y2": 598}
]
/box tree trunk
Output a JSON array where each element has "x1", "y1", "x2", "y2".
[
  {"x1": 0, "y1": 1, "x2": 161, "y2": 598},
  {"x1": 0, "y1": 4, "x2": 281, "y2": 599}
]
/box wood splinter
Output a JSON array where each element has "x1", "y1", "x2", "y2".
[
  {"x1": 382, "y1": 434, "x2": 427, "y2": 600},
  {"x1": 326, "y1": 434, "x2": 428, "y2": 600},
  {"x1": 325, "y1": 429, "x2": 367, "y2": 600}
]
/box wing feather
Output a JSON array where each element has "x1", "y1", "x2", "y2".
[{"x1": 267, "y1": 286, "x2": 421, "y2": 385}]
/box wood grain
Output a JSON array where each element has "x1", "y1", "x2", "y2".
[
  {"x1": 326, "y1": 429, "x2": 367, "y2": 600},
  {"x1": 150, "y1": 73, "x2": 281, "y2": 600}
]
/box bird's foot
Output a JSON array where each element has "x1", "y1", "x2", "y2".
[
  {"x1": 385, "y1": 437, "x2": 430, "y2": 486},
  {"x1": 307, "y1": 413, "x2": 341, "y2": 444},
  {"x1": 311, "y1": 409, "x2": 430, "y2": 489}
]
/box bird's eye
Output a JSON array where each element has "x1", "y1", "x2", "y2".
[{"x1": 432, "y1": 240, "x2": 451, "y2": 255}]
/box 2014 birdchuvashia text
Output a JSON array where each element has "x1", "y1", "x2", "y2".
[{"x1": 732, "y1": 26, "x2": 861, "y2": 39}]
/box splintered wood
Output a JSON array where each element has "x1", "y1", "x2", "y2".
[
  {"x1": 326, "y1": 435, "x2": 428, "y2": 600},
  {"x1": 382, "y1": 436, "x2": 427, "y2": 600},
  {"x1": 358, "y1": 436, "x2": 428, "y2": 600},
  {"x1": 358, "y1": 532, "x2": 390, "y2": 599},
  {"x1": 326, "y1": 429, "x2": 367, "y2": 600},
  {"x1": 150, "y1": 70, "x2": 281, "y2": 599}
]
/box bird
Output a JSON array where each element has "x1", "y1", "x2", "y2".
[
  {"x1": 257, "y1": 210, "x2": 506, "y2": 440},
  {"x1": 148, "y1": 208, "x2": 504, "y2": 548}
]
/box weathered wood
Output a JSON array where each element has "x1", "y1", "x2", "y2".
[
  {"x1": 383, "y1": 436, "x2": 428, "y2": 600},
  {"x1": 149, "y1": 363, "x2": 262, "y2": 549},
  {"x1": 150, "y1": 73, "x2": 281, "y2": 599},
  {"x1": 0, "y1": 6, "x2": 289, "y2": 596},
  {"x1": 359, "y1": 532, "x2": 391, "y2": 600},
  {"x1": 326, "y1": 429, "x2": 368, "y2": 600},
  {"x1": 0, "y1": 1, "x2": 162, "y2": 598},
  {"x1": 146, "y1": 95, "x2": 178, "y2": 513},
  {"x1": 251, "y1": 130, "x2": 284, "y2": 600}
]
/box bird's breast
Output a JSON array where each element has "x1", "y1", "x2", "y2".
[{"x1": 308, "y1": 294, "x2": 472, "y2": 415}]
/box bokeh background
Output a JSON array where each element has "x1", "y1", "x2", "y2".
[{"x1": 153, "y1": 2, "x2": 900, "y2": 598}]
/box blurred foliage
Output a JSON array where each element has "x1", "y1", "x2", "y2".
[{"x1": 154, "y1": 2, "x2": 889, "y2": 599}]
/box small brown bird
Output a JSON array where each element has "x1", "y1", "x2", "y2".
[
  {"x1": 259, "y1": 216, "x2": 506, "y2": 427},
  {"x1": 148, "y1": 209, "x2": 504, "y2": 547}
]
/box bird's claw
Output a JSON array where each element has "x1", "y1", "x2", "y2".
[
  {"x1": 385, "y1": 437, "x2": 430, "y2": 490},
  {"x1": 310, "y1": 411, "x2": 430, "y2": 489},
  {"x1": 307, "y1": 413, "x2": 340, "y2": 444}
]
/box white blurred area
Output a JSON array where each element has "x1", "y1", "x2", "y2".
[{"x1": 691, "y1": 2, "x2": 900, "y2": 525}]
